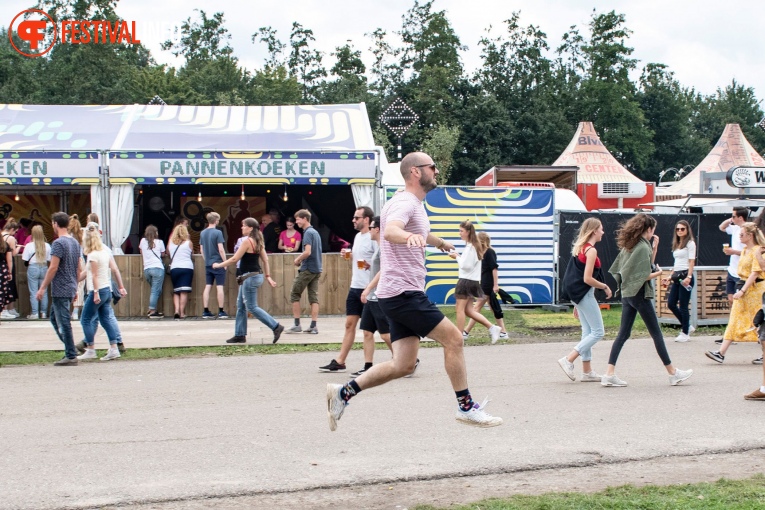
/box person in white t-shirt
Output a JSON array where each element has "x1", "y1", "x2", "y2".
[
  {"x1": 139, "y1": 225, "x2": 166, "y2": 319},
  {"x1": 325, "y1": 151, "x2": 503, "y2": 431},
  {"x1": 76, "y1": 223, "x2": 126, "y2": 362},
  {"x1": 448, "y1": 220, "x2": 501, "y2": 344},
  {"x1": 22, "y1": 225, "x2": 51, "y2": 319},
  {"x1": 318, "y1": 206, "x2": 376, "y2": 373},
  {"x1": 661, "y1": 220, "x2": 696, "y2": 343},
  {"x1": 720, "y1": 207, "x2": 749, "y2": 304}
]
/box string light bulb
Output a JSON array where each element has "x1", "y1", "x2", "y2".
[
  {"x1": 241, "y1": 184, "x2": 246, "y2": 201},
  {"x1": 198, "y1": 190, "x2": 202, "y2": 202},
  {"x1": 282, "y1": 184, "x2": 288, "y2": 202},
  {"x1": 14, "y1": 191, "x2": 20, "y2": 201}
]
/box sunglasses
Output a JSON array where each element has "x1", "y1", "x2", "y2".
[
  {"x1": 676, "y1": 227, "x2": 687, "y2": 231},
  {"x1": 415, "y1": 163, "x2": 437, "y2": 171},
  {"x1": 352, "y1": 216, "x2": 363, "y2": 220}
]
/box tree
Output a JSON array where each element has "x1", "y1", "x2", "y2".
[
  {"x1": 161, "y1": 10, "x2": 233, "y2": 62},
  {"x1": 638, "y1": 63, "x2": 709, "y2": 180},
  {"x1": 421, "y1": 123, "x2": 460, "y2": 184},
  {"x1": 692, "y1": 80, "x2": 765, "y2": 152},
  {"x1": 287, "y1": 22, "x2": 327, "y2": 103},
  {"x1": 253, "y1": 26, "x2": 286, "y2": 70}
]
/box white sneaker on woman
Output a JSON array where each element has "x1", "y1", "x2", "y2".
[
  {"x1": 101, "y1": 348, "x2": 121, "y2": 361},
  {"x1": 674, "y1": 333, "x2": 690, "y2": 342},
  {"x1": 489, "y1": 325, "x2": 501, "y2": 344}
]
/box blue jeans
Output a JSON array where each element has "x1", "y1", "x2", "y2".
[
  {"x1": 50, "y1": 297, "x2": 75, "y2": 359},
  {"x1": 81, "y1": 288, "x2": 122, "y2": 346},
  {"x1": 573, "y1": 288, "x2": 605, "y2": 362},
  {"x1": 27, "y1": 263, "x2": 48, "y2": 315},
  {"x1": 235, "y1": 274, "x2": 278, "y2": 336},
  {"x1": 667, "y1": 276, "x2": 694, "y2": 334},
  {"x1": 144, "y1": 267, "x2": 165, "y2": 310}
]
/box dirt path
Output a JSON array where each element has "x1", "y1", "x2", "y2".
[{"x1": 122, "y1": 448, "x2": 765, "y2": 509}]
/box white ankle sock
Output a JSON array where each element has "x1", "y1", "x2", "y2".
[{"x1": 760, "y1": 386, "x2": 765, "y2": 393}]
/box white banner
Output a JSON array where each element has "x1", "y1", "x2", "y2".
[
  {"x1": 0, "y1": 155, "x2": 99, "y2": 180},
  {"x1": 727, "y1": 166, "x2": 765, "y2": 188}
]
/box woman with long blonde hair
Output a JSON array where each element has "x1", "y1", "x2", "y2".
[
  {"x1": 603, "y1": 213, "x2": 693, "y2": 387},
  {"x1": 22, "y1": 225, "x2": 51, "y2": 319},
  {"x1": 706, "y1": 222, "x2": 765, "y2": 365},
  {"x1": 558, "y1": 218, "x2": 612, "y2": 382},
  {"x1": 77, "y1": 223, "x2": 126, "y2": 361},
  {"x1": 213, "y1": 217, "x2": 284, "y2": 343},
  {"x1": 168, "y1": 224, "x2": 194, "y2": 320},
  {"x1": 449, "y1": 220, "x2": 500, "y2": 343},
  {"x1": 464, "y1": 232, "x2": 507, "y2": 340}
]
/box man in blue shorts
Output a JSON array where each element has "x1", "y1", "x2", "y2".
[
  {"x1": 200, "y1": 212, "x2": 229, "y2": 319},
  {"x1": 326, "y1": 152, "x2": 503, "y2": 430}
]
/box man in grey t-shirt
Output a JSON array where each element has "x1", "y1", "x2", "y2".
[
  {"x1": 200, "y1": 212, "x2": 228, "y2": 319},
  {"x1": 287, "y1": 209, "x2": 322, "y2": 334},
  {"x1": 36, "y1": 212, "x2": 84, "y2": 366}
]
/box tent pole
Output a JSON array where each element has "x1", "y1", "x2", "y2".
[
  {"x1": 100, "y1": 151, "x2": 112, "y2": 249},
  {"x1": 373, "y1": 148, "x2": 382, "y2": 214}
]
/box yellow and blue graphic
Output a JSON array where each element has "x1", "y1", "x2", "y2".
[{"x1": 387, "y1": 187, "x2": 555, "y2": 305}]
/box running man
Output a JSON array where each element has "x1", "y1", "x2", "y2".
[{"x1": 326, "y1": 152, "x2": 503, "y2": 430}]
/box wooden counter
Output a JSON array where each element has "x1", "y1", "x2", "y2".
[{"x1": 12, "y1": 254, "x2": 352, "y2": 318}]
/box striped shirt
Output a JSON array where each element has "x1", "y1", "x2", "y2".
[{"x1": 377, "y1": 191, "x2": 430, "y2": 299}]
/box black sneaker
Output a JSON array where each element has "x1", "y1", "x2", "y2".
[
  {"x1": 319, "y1": 359, "x2": 346, "y2": 373},
  {"x1": 226, "y1": 336, "x2": 246, "y2": 344},
  {"x1": 148, "y1": 312, "x2": 163, "y2": 319},
  {"x1": 705, "y1": 350, "x2": 724, "y2": 364},
  {"x1": 715, "y1": 339, "x2": 723, "y2": 344},
  {"x1": 75, "y1": 340, "x2": 86, "y2": 355},
  {"x1": 753, "y1": 357, "x2": 763, "y2": 365},
  {"x1": 351, "y1": 366, "x2": 370, "y2": 377},
  {"x1": 174, "y1": 313, "x2": 181, "y2": 321},
  {"x1": 272, "y1": 324, "x2": 284, "y2": 344},
  {"x1": 117, "y1": 342, "x2": 126, "y2": 353}
]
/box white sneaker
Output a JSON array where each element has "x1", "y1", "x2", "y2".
[
  {"x1": 674, "y1": 333, "x2": 690, "y2": 343},
  {"x1": 489, "y1": 325, "x2": 501, "y2": 344},
  {"x1": 8, "y1": 309, "x2": 19, "y2": 317},
  {"x1": 40, "y1": 313, "x2": 47, "y2": 319},
  {"x1": 688, "y1": 325, "x2": 696, "y2": 335},
  {"x1": 404, "y1": 358, "x2": 420, "y2": 378},
  {"x1": 1, "y1": 311, "x2": 15, "y2": 319},
  {"x1": 78, "y1": 349, "x2": 97, "y2": 360},
  {"x1": 326, "y1": 383, "x2": 347, "y2": 431},
  {"x1": 100, "y1": 348, "x2": 121, "y2": 361},
  {"x1": 601, "y1": 374, "x2": 628, "y2": 387},
  {"x1": 455, "y1": 398, "x2": 503, "y2": 427},
  {"x1": 71, "y1": 309, "x2": 79, "y2": 320},
  {"x1": 558, "y1": 357, "x2": 576, "y2": 381},
  {"x1": 581, "y1": 370, "x2": 602, "y2": 382},
  {"x1": 499, "y1": 331, "x2": 508, "y2": 339},
  {"x1": 669, "y1": 368, "x2": 693, "y2": 386},
  {"x1": 26, "y1": 314, "x2": 39, "y2": 320},
  {"x1": 462, "y1": 330, "x2": 469, "y2": 340}
]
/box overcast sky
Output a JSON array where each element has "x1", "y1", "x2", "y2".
[{"x1": 4, "y1": 0, "x2": 764, "y2": 105}]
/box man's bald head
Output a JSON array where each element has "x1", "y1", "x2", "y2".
[{"x1": 400, "y1": 152, "x2": 432, "y2": 181}]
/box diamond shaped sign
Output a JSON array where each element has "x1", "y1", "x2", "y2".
[{"x1": 379, "y1": 98, "x2": 418, "y2": 137}]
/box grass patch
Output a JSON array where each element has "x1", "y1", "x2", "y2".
[
  {"x1": 0, "y1": 305, "x2": 727, "y2": 367},
  {"x1": 413, "y1": 475, "x2": 765, "y2": 509}
]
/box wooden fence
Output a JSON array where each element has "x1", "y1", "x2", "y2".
[
  {"x1": 655, "y1": 268, "x2": 731, "y2": 325},
  {"x1": 12, "y1": 254, "x2": 352, "y2": 318}
]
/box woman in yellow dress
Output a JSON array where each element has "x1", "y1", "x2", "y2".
[{"x1": 706, "y1": 222, "x2": 765, "y2": 363}]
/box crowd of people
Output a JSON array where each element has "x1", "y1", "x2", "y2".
[
  {"x1": 559, "y1": 206, "x2": 765, "y2": 402},
  {"x1": 3, "y1": 152, "x2": 764, "y2": 428}
]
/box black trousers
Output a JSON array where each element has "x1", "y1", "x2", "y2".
[{"x1": 608, "y1": 286, "x2": 672, "y2": 366}]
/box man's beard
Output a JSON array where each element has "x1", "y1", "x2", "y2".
[{"x1": 420, "y1": 173, "x2": 437, "y2": 193}]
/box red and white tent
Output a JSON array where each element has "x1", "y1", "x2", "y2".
[
  {"x1": 659, "y1": 123, "x2": 765, "y2": 197},
  {"x1": 552, "y1": 122, "x2": 643, "y2": 183}
]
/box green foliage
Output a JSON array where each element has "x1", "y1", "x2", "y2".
[
  {"x1": 413, "y1": 475, "x2": 765, "y2": 510},
  {"x1": 0, "y1": 1, "x2": 762, "y2": 186},
  {"x1": 421, "y1": 123, "x2": 460, "y2": 184}
]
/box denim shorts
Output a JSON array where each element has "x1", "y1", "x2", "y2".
[{"x1": 205, "y1": 266, "x2": 226, "y2": 285}]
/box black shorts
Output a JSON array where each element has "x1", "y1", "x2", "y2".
[
  {"x1": 726, "y1": 273, "x2": 740, "y2": 295},
  {"x1": 379, "y1": 291, "x2": 445, "y2": 342},
  {"x1": 359, "y1": 300, "x2": 390, "y2": 334},
  {"x1": 346, "y1": 288, "x2": 365, "y2": 316},
  {"x1": 455, "y1": 278, "x2": 484, "y2": 299}
]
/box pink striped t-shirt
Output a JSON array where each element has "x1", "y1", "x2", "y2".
[{"x1": 377, "y1": 191, "x2": 431, "y2": 299}]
